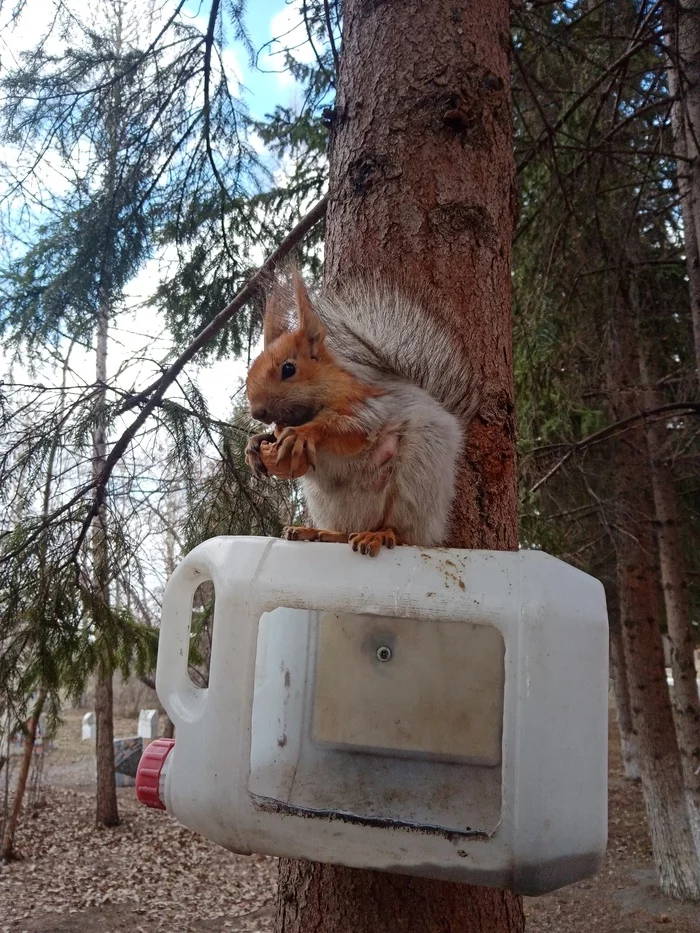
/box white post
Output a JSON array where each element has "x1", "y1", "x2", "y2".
[
  {"x1": 137, "y1": 709, "x2": 159, "y2": 741},
  {"x1": 81, "y1": 712, "x2": 96, "y2": 741}
]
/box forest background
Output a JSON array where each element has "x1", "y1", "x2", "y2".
[{"x1": 0, "y1": 0, "x2": 699, "y2": 915}]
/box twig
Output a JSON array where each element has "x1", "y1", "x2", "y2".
[
  {"x1": 529, "y1": 402, "x2": 700, "y2": 494},
  {"x1": 323, "y1": 0, "x2": 340, "y2": 81},
  {"x1": 202, "y1": 0, "x2": 234, "y2": 262},
  {"x1": 68, "y1": 195, "x2": 329, "y2": 560}
]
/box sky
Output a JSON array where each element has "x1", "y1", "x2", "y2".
[
  {"x1": 0, "y1": 0, "x2": 315, "y2": 420},
  {"x1": 0, "y1": 0, "x2": 320, "y2": 602},
  {"x1": 236, "y1": 0, "x2": 315, "y2": 118},
  {"x1": 179, "y1": 0, "x2": 316, "y2": 415}
]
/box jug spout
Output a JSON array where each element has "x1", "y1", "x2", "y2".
[{"x1": 136, "y1": 737, "x2": 174, "y2": 810}]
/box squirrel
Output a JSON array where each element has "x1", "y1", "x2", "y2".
[{"x1": 245, "y1": 270, "x2": 480, "y2": 556}]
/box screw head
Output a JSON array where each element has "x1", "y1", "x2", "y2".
[{"x1": 376, "y1": 646, "x2": 392, "y2": 662}]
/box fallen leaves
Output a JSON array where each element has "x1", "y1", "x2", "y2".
[{"x1": 0, "y1": 788, "x2": 277, "y2": 933}]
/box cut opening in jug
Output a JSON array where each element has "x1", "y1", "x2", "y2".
[
  {"x1": 248, "y1": 606, "x2": 505, "y2": 838},
  {"x1": 187, "y1": 580, "x2": 215, "y2": 689}
]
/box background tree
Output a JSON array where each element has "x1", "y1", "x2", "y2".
[
  {"x1": 0, "y1": 0, "x2": 277, "y2": 837},
  {"x1": 663, "y1": 0, "x2": 700, "y2": 371},
  {"x1": 512, "y1": 0, "x2": 700, "y2": 895}
]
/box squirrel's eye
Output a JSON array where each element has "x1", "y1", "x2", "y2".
[{"x1": 281, "y1": 361, "x2": 296, "y2": 380}]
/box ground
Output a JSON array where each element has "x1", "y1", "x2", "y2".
[{"x1": 1, "y1": 708, "x2": 699, "y2": 933}]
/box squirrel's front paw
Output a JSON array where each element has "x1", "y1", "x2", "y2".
[
  {"x1": 349, "y1": 528, "x2": 402, "y2": 557},
  {"x1": 283, "y1": 526, "x2": 348, "y2": 543},
  {"x1": 274, "y1": 426, "x2": 318, "y2": 478},
  {"x1": 245, "y1": 432, "x2": 277, "y2": 477}
]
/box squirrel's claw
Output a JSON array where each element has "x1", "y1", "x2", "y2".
[
  {"x1": 348, "y1": 528, "x2": 401, "y2": 557},
  {"x1": 276, "y1": 427, "x2": 317, "y2": 477},
  {"x1": 283, "y1": 526, "x2": 348, "y2": 543},
  {"x1": 246, "y1": 428, "x2": 314, "y2": 480}
]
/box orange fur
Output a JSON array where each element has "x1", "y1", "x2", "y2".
[
  {"x1": 246, "y1": 274, "x2": 381, "y2": 471},
  {"x1": 246, "y1": 331, "x2": 377, "y2": 421}
]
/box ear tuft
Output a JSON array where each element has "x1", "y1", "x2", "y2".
[
  {"x1": 292, "y1": 269, "x2": 325, "y2": 359},
  {"x1": 263, "y1": 277, "x2": 293, "y2": 348}
]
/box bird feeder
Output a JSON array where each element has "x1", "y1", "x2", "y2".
[{"x1": 136, "y1": 537, "x2": 608, "y2": 896}]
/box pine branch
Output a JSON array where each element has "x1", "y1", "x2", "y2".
[
  {"x1": 0, "y1": 195, "x2": 327, "y2": 566},
  {"x1": 516, "y1": 0, "x2": 665, "y2": 173},
  {"x1": 71, "y1": 194, "x2": 328, "y2": 561},
  {"x1": 120, "y1": 193, "x2": 328, "y2": 413}
]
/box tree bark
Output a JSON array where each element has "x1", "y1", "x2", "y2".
[
  {"x1": 1, "y1": 688, "x2": 47, "y2": 861},
  {"x1": 664, "y1": 0, "x2": 700, "y2": 375},
  {"x1": 93, "y1": 2, "x2": 122, "y2": 831},
  {"x1": 609, "y1": 608, "x2": 641, "y2": 782},
  {"x1": 95, "y1": 660, "x2": 119, "y2": 827},
  {"x1": 276, "y1": 863, "x2": 524, "y2": 933},
  {"x1": 93, "y1": 296, "x2": 119, "y2": 828},
  {"x1": 640, "y1": 374, "x2": 700, "y2": 848},
  {"x1": 605, "y1": 288, "x2": 700, "y2": 899},
  {"x1": 275, "y1": 0, "x2": 523, "y2": 929}
]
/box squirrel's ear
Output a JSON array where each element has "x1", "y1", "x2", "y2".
[
  {"x1": 263, "y1": 280, "x2": 291, "y2": 348},
  {"x1": 293, "y1": 270, "x2": 325, "y2": 359}
]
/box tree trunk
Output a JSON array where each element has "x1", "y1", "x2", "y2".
[
  {"x1": 275, "y1": 0, "x2": 523, "y2": 929},
  {"x1": 1, "y1": 688, "x2": 47, "y2": 861},
  {"x1": 609, "y1": 609, "x2": 640, "y2": 782},
  {"x1": 93, "y1": 297, "x2": 118, "y2": 829},
  {"x1": 605, "y1": 290, "x2": 700, "y2": 899},
  {"x1": 614, "y1": 505, "x2": 700, "y2": 898},
  {"x1": 640, "y1": 374, "x2": 700, "y2": 847},
  {"x1": 664, "y1": 0, "x2": 700, "y2": 374},
  {"x1": 95, "y1": 660, "x2": 119, "y2": 827},
  {"x1": 276, "y1": 863, "x2": 524, "y2": 933},
  {"x1": 93, "y1": 5, "x2": 122, "y2": 830}
]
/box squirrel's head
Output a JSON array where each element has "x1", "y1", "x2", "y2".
[{"x1": 246, "y1": 271, "x2": 334, "y2": 427}]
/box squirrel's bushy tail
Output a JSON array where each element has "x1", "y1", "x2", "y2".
[{"x1": 315, "y1": 283, "x2": 481, "y2": 423}]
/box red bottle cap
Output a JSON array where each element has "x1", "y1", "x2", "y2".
[{"x1": 136, "y1": 737, "x2": 175, "y2": 810}]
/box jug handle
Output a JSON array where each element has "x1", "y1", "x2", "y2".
[{"x1": 156, "y1": 554, "x2": 213, "y2": 728}]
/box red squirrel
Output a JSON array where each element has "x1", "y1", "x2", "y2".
[{"x1": 245, "y1": 270, "x2": 479, "y2": 556}]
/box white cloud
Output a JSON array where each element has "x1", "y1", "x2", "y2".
[{"x1": 262, "y1": 0, "x2": 317, "y2": 91}]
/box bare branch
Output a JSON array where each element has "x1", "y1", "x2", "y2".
[{"x1": 529, "y1": 402, "x2": 700, "y2": 494}]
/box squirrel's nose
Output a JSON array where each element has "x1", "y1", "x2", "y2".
[{"x1": 252, "y1": 407, "x2": 269, "y2": 423}]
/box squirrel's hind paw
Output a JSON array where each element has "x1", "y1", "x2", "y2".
[{"x1": 348, "y1": 528, "x2": 402, "y2": 557}]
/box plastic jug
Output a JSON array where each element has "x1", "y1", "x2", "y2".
[{"x1": 136, "y1": 537, "x2": 608, "y2": 896}]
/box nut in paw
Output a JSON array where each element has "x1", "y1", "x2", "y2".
[{"x1": 245, "y1": 432, "x2": 276, "y2": 477}]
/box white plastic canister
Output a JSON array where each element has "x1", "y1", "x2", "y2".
[{"x1": 137, "y1": 537, "x2": 608, "y2": 896}]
